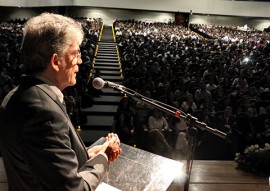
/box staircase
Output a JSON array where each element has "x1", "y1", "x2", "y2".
[{"x1": 78, "y1": 25, "x2": 123, "y2": 144}]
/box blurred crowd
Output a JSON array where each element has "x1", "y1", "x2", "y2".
[{"x1": 114, "y1": 20, "x2": 270, "y2": 160}]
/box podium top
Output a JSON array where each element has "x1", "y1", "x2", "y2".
[{"x1": 100, "y1": 143, "x2": 183, "y2": 191}]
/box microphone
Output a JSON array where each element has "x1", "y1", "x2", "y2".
[{"x1": 92, "y1": 77, "x2": 123, "y2": 90}]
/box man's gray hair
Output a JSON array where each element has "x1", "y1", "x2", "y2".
[{"x1": 20, "y1": 12, "x2": 84, "y2": 74}]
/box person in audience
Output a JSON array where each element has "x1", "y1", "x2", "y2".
[
  {"x1": 216, "y1": 106, "x2": 236, "y2": 133},
  {"x1": 148, "y1": 108, "x2": 169, "y2": 131},
  {"x1": 169, "y1": 117, "x2": 188, "y2": 159},
  {"x1": 194, "y1": 82, "x2": 212, "y2": 106},
  {"x1": 0, "y1": 13, "x2": 121, "y2": 191},
  {"x1": 181, "y1": 93, "x2": 197, "y2": 114},
  {"x1": 147, "y1": 108, "x2": 172, "y2": 157}
]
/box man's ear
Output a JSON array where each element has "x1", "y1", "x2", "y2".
[{"x1": 50, "y1": 54, "x2": 60, "y2": 72}]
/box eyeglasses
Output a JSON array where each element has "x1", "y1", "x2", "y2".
[{"x1": 70, "y1": 50, "x2": 82, "y2": 64}]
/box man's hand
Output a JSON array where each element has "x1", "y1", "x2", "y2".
[
  {"x1": 87, "y1": 145, "x2": 104, "y2": 159},
  {"x1": 105, "y1": 133, "x2": 122, "y2": 163},
  {"x1": 87, "y1": 133, "x2": 122, "y2": 163}
]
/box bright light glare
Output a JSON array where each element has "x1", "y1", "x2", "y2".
[
  {"x1": 159, "y1": 160, "x2": 186, "y2": 184},
  {"x1": 244, "y1": 57, "x2": 249, "y2": 62}
]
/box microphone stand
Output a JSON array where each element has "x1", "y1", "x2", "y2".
[{"x1": 110, "y1": 85, "x2": 227, "y2": 191}]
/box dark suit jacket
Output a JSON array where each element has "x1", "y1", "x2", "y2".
[{"x1": 0, "y1": 76, "x2": 109, "y2": 191}]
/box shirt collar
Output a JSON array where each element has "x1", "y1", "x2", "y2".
[{"x1": 34, "y1": 75, "x2": 64, "y2": 103}]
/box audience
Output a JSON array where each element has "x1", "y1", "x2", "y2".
[
  {"x1": 114, "y1": 19, "x2": 270, "y2": 160},
  {"x1": 2, "y1": 17, "x2": 270, "y2": 160}
]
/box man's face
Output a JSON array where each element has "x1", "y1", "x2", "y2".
[{"x1": 57, "y1": 42, "x2": 82, "y2": 90}]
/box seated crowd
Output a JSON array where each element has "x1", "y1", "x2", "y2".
[
  {"x1": 2, "y1": 17, "x2": 270, "y2": 160},
  {"x1": 113, "y1": 20, "x2": 270, "y2": 160}
]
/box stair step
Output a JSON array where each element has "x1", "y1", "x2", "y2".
[
  {"x1": 98, "y1": 49, "x2": 116, "y2": 52},
  {"x1": 98, "y1": 45, "x2": 116, "y2": 48},
  {"x1": 85, "y1": 115, "x2": 114, "y2": 128},
  {"x1": 97, "y1": 52, "x2": 117, "y2": 56},
  {"x1": 98, "y1": 46, "x2": 116, "y2": 49},
  {"x1": 93, "y1": 70, "x2": 121, "y2": 75},
  {"x1": 94, "y1": 66, "x2": 121, "y2": 71},
  {"x1": 96, "y1": 55, "x2": 118, "y2": 60},
  {"x1": 85, "y1": 88, "x2": 122, "y2": 97},
  {"x1": 81, "y1": 104, "x2": 118, "y2": 114},
  {"x1": 95, "y1": 73, "x2": 121, "y2": 77},
  {"x1": 94, "y1": 65, "x2": 120, "y2": 70},
  {"x1": 99, "y1": 42, "x2": 116, "y2": 44},
  {"x1": 94, "y1": 95, "x2": 122, "y2": 105},
  {"x1": 96, "y1": 58, "x2": 119, "y2": 62},
  {"x1": 98, "y1": 41, "x2": 116, "y2": 45},
  {"x1": 97, "y1": 73, "x2": 121, "y2": 77},
  {"x1": 100, "y1": 75, "x2": 122, "y2": 81},
  {"x1": 98, "y1": 44, "x2": 117, "y2": 50},
  {"x1": 96, "y1": 53, "x2": 117, "y2": 57},
  {"x1": 100, "y1": 88, "x2": 123, "y2": 96},
  {"x1": 95, "y1": 58, "x2": 119, "y2": 63},
  {"x1": 96, "y1": 54, "x2": 118, "y2": 57},
  {"x1": 94, "y1": 62, "x2": 120, "y2": 68},
  {"x1": 99, "y1": 40, "x2": 115, "y2": 43},
  {"x1": 98, "y1": 50, "x2": 117, "y2": 54},
  {"x1": 94, "y1": 62, "x2": 120, "y2": 70}
]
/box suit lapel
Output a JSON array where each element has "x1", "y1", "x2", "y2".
[
  {"x1": 20, "y1": 76, "x2": 89, "y2": 165},
  {"x1": 36, "y1": 83, "x2": 89, "y2": 163},
  {"x1": 36, "y1": 84, "x2": 68, "y2": 116}
]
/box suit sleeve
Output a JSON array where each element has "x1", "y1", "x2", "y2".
[{"x1": 20, "y1": 98, "x2": 109, "y2": 191}]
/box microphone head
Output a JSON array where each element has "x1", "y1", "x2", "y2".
[{"x1": 92, "y1": 77, "x2": 105, "y2": 89}]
